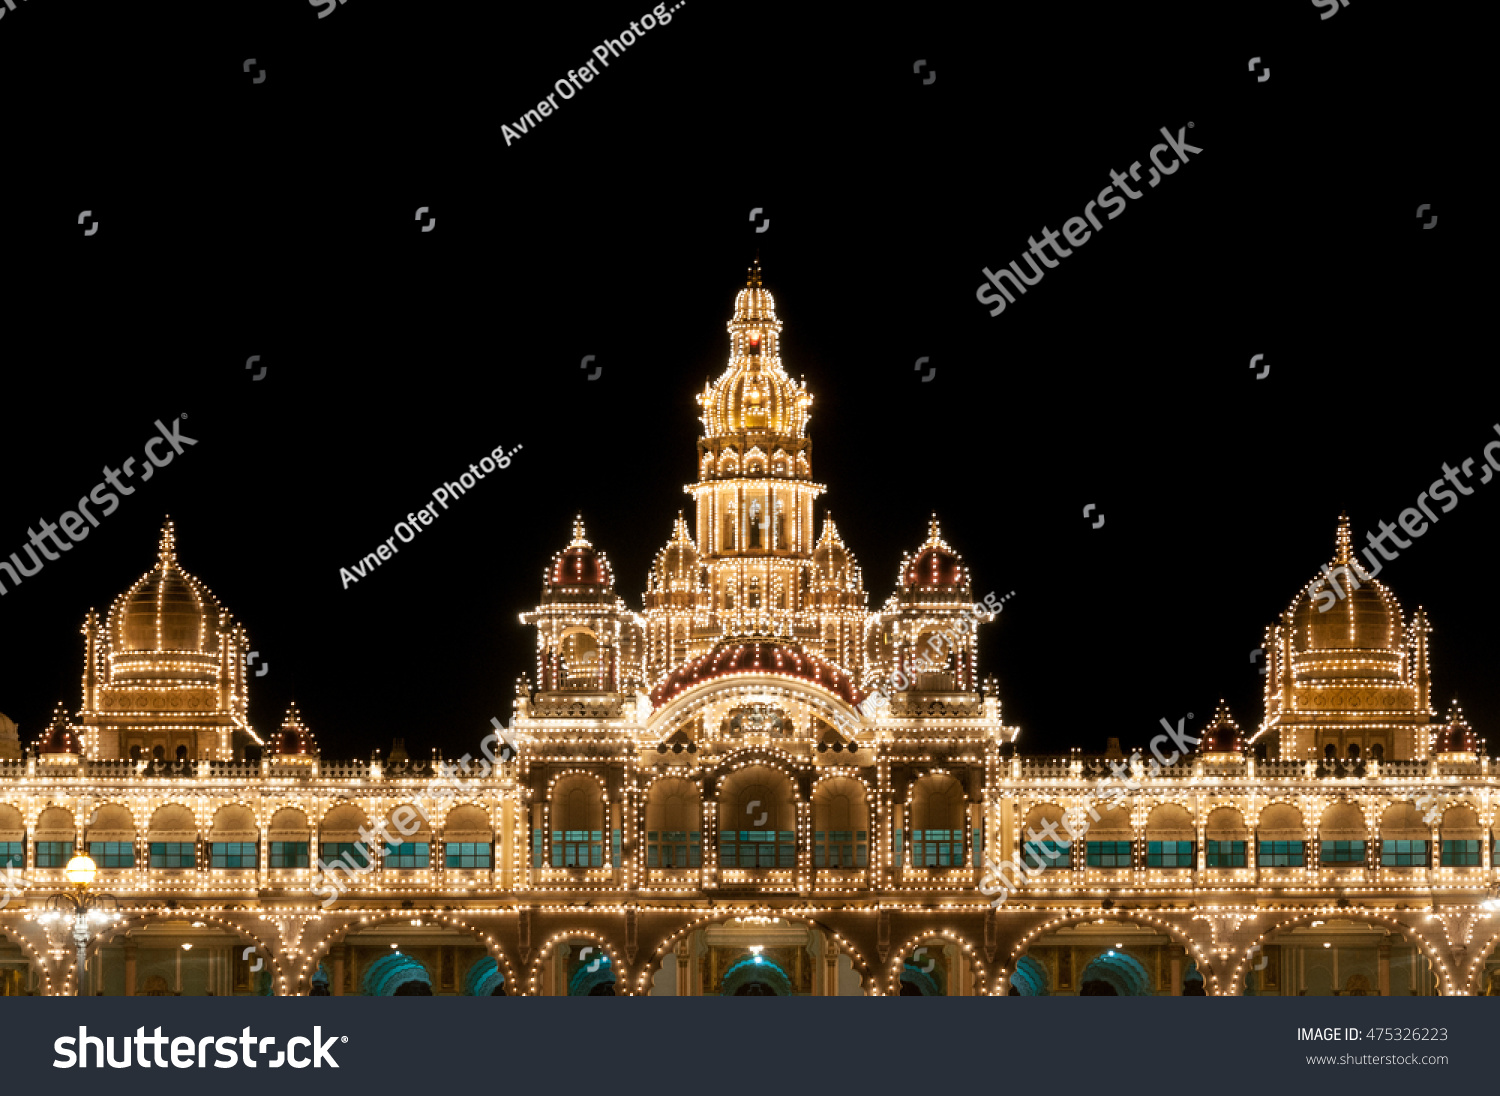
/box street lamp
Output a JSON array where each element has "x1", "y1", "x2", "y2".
[{"x1": 46, "y1": 854, "x2": 118, "y2": 996}]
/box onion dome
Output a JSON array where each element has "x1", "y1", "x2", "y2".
[
  {"x1": 272, "y1": 702, "x2": 318, "y2": 758},
  {"x1": 650, "y1": 639, "x2": 860, "y2": 708},
  {"x1": 544, "y1": 516, "x2": 614, "y2": 591},
  {"x1": 107, "y1": 519, "x2": 226, "y2": 682},
  {"x1": 1285, "y1": 514, "x2": 1405, "y2": 680},
  {"x1": 696, "y1": 261, "x2": 812, "y2": 441},
  {"x1": 812, "y1": 516, "x2": 860, "y2": 588},
  {"x1": 1196, "y1": 700, "x2": 1243, "y2": 756},
  {"x1": 901, "y1": 516, "x2": 970, "y2": 589},
  {"x1": 37, "y1": 703, "x2": 82, "y2": 757},
  {"x1": 649, "y1": 513, "x2": 700, "y2": 592},
  {"x1": 1434, "y1": 701, "x2": 1477, "y2": 757}
]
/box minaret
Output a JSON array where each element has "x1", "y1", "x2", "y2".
[{"x1": 688, "y1": 262, "x2": 825, "y2": 647}]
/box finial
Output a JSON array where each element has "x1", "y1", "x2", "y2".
[
  {"x1": 571, "y1": 514, "x2": 587, "y2": 544},
  {"x1": 747, "y1": 255, "x2": 763, "y2": 288},
  {"x1": 928, "y1": 513, "x2": 942, "y2": 542},
  {"x1": 158, "y1": 517, "x2": 177, "y2": 562},
  {"x1": 1334, "y1": 512, "x2": 1352, "y2": 565}
]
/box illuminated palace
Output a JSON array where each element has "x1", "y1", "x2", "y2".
[{"x1": 4, "y1": 265, "x2": 1500, "y2": 997}]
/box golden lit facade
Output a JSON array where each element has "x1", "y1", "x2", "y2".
[{"x1": 2, "y1": 266, "x2": 1499, "y2": 997}]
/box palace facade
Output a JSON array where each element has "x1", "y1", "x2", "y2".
[{"x1": 2, "y1": 263, "x2": 1498, "y2": 997}]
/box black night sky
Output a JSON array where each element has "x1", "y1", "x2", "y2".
[{"x1": 0, "y1": 1, "x2": 1487, "y2": 761}]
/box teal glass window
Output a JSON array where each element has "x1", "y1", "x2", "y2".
[
  {"x1": 1380, "y1": 839, "x2": 1428, "y2": 867},
  {"x1": 1087, "y1": 841, "x2": 1131, "y2": 867},
  {"x1": 149, "y1": 841, "x2": 195, "y2": 868},
  {"x1": 1320, "y1": 840, "x2": 1366, "y2": 864},
  {"x1": 1441, "y1": 839, "x2": 1480, "y2": 867},
  {"x1": 383, "y1": 842, "x2": 430, "y2": 868},
  {"x1": 269, "y1": 841, "x2": 309, "y2": 868},
  {"x1": 647, "y1": 831, "x2": 701, "y2": 868},
  {"x1": 36, "y1": 840, "x2": 73, "y2": 868},
  {"x1": 320, "y1": 842, "x2": 370, "y2": 870},
  {"x1": 1258, "y1": 840, "x2": 1304, "y2": 866},
  {"x1": 89, "y1": 841, "x2": 134, "y2": 868},
  {"x1": 720, "y1": 830, "x2": 794, "y2": 868},
  {"x1": 814, "y1": 831, "x2": 868, "y2": 868},
  {"x1": 444, "y1": 841, "x2": 492, "y2": 868},
  {"x1": 210, "y1": 841, "x2": 256, "y2": 868},
  {"x1": 911, "y1": 829, "x2": 964, "y2": 868},
  {"x1": 1146, "y1": 841, "x2": 1194, "y2": 867},
  {"x1": 1207, "y1": 840, "x2": 1245, "y2": 867}
]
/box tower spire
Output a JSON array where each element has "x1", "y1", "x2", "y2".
[
  {"x1": 1334, "y1": 512, "x2": 1353, "y2": 565},
  {"x1": 158, "y1": 517, "x2": 178, "y2": 562}
]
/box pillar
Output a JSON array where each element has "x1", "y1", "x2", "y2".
[
  {"x1": 330, "y1": 945, "x2": 345, "y2": 997},
  {"x1": 675, "y1": 939, "x2": 694, "y2": 996},
  {"x1": 1377, "y1": 941, "x2": 1391, "y2": 997},
  {"x1": 823, "y1": 938, "x2": 839, "y2": 997},
  {"x1": 1169, "y1": 945, "x2": 1185, "y2": 996},
  {"x1": 124, "y1": 942, "x2": 137, "y2": 996}
]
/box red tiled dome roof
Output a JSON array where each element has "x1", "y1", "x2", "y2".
[{"x1": 650, "y1": 640, "x2": 860, "y2": 708}]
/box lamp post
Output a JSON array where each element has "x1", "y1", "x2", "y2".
[{"x1": 46, "y1": 854, "x2": 118, "y2": 996}]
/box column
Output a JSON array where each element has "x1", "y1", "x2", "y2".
[
  {"x1": 124, "y1": 942, "x2": 137, "y2": 996},
  {"x1": 331, "y1": 945, "x2": 346, "y2": 997},
  {"x1": 675, "y1": 939, "x2": 693, "y2": 996},
  {"x1": 1377, "y1": 941, "x2": 1391, "y2": 997},
  {"x1": 823, "y1": 938, "x2": 839, "y2": 997},
  {"x1": 1169, "y1": 945, "x2": 1185, "y2": 996}
]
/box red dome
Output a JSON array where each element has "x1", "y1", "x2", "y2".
[
  {"x1": 650, "y1": 640, "x2": 860, "y2": 708},
  {"x1": 1435, "y1": 716, "x2": 1476, "y2": 756},
  {"x1": 273, "y1": 704, "x2": 317, "y2": 757},
  {"x1": 548, "y1": 544, "x2": 612, "y2": 587},
  {"x1": 1197, "y1": 702, "x2": 1243, "y2": 754},
  {"x1": 904, "y1": 546, "x2": 965, "y2": 588},
  {"x1": 38, "y1": 707, "x2": 81, "y2": 755},
  {"x1": 545, "y1": 517, "x2": 614, "y2": 589}
]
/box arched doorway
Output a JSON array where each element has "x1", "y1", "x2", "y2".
[
  {"x1": 1012, "y1": 919, "x2": 1189, "y2": 996},
  {"x1": 362, "y1": 952, "x2": 431, "y2": 996},
  {"x1": 464, "y1": 956, "x2": 506, "y2": 996},
  {"x1": 1243, "y1": 919, "x2": 1439, "y2": 996},
  {"x1": 1077, "y1": 950, "x2": 1153, "y2": 996},
  {"x1": 1009, "y1": 955, "x2": 1049, "y2": 996},
  {"x1": 720, "y1": 955, "x2": 793, "y2": 996}
]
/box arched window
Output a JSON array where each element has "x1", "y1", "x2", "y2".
[
  {"x1": 1144, "y1": 804, "x2": 1195, "y2": 868},
  {"x1": 1258, "y1": 802, "x2": 1306, "y2": 867},
  {"x1": 719, "y1": 767, "x2": 795, "y2": 869},
  {"x1": 551, "y1": 775, "x2": 605, "y2": 867},
  {"x1": 646, "y1": 777, "x2": 701, "y2": 869},
  {"x1": 1319, "y1": 800, "x2": 1368, "y2": 865},
  {"x1": 175, "y1": 745, "x2": 189, "y2": 763},
  {"x1": 908, "y1": 776, "x2": 965, "y2": 867},
  {"x1": 208, "y1": 804, "x2": 258, "y2": 869},
  {"x1": 813, "y1": 778, "x2": 868, "y2": 869},
  {"x1": 1347, "y1": 743, "x2": 1360, "y2": 759}
]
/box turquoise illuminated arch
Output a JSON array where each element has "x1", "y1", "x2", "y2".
[
  {"x1": 1078, "y1": 949, "x2": 1152, "y2": 996},
  {"x1": 720, "y1": 955, "x2": 794, "y2": 996},
  {"x1": 568, "y1": 952, "x2": 615, "y2": 996},
  {"x1": 464, "y1": 956, "x2": 505, "y2": 996},
  {"x1": 899, "y1": 961, "x2": 944, "y2": 996},
  {"x1": 1011, "y1": 955, "x2": 1049, "y2": 996},
  {"x1": 362, "y1": 952, "x2": 432, "y2": 996}
]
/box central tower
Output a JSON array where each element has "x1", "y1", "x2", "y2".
[{"x1": 688, "y1": 260, "x2": 825, "y2": 644}]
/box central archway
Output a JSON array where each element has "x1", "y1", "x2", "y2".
[
  {"x1": 720, "y1": 955, "x2": 793, "y2": 996},
  {"x1": 1077, "y1": 950, "x2": 1152, "y2": 996},
  {"x1": 362, "y1": 952, "x2": 431, "y2": 996}
]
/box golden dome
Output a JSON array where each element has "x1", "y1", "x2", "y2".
[
  {"x1": 812, "y1": 516, "x2": 859, "y2": 587},
  {"x1": 650, "y1": 513, "x2": 700, "y2": 592},
  {"x1": 697, "y1": 261, "x2": 812, "y2": 442},
  {"x1": 106, "y1": 521, "x2": 227, "y2": 687},
  {"x1": 1285, "y1": 515, "x2": 1404, "y2": 682}
]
